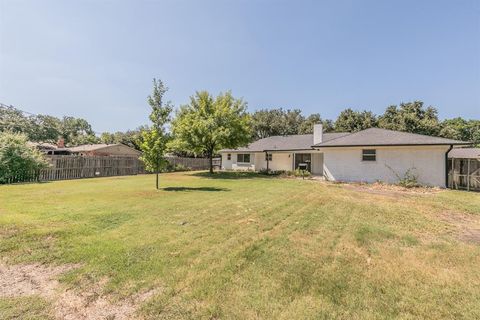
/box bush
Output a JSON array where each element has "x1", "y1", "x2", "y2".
[
  {"x1": 173, "y1": 163, "x2": 190, "y2": 172},
  {"x1": 284, "y1": 169, "x2": 311, "y2": 177},
  {"x1": 385, "y1": 164, "x2": 420, "y2": 188},
  {"x1": 0, "y1": 132, "x2": 49, "y2": 184},
  {"x1": 397, "y1": 168, "x2": 420, "y2": 188},
  {"x1": 259, "y1": 169, "x2": 285, "y2": 175}
]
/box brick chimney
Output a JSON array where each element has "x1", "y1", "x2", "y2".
[
  {"x1": 313, "y1": 123, "x2": 323, "y2": 145},
  {"x1": 57, "y1": 137, "x2": 65, "y2": 149}
]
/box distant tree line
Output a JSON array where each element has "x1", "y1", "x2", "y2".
[
  {"x1": 2, "y1": 100, "x2": 479, "y2": 154},
  {"x1": 0, "y1": 104, "x2": 146, "y2": 149},
  {"x1": 250, "y1": 101, "x2": 480, "y2": 145}
]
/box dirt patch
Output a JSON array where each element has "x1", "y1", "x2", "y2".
[
  {"x1": 0, "y1": 262, "x2": 158, "y2": 319},
  {"x1": 438, "y1": 211, "x2": 480, "y2": 244},
  {"x1": 341, "y1": 182, "x2": 442, "y2": 197}
]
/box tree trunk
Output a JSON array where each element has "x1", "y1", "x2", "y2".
[
  {"x1": 156, "y1": 157, "x2": 160, "y2": 189},
  {"x1": 209, "y1": 154, "x2": 213, "y2": 174}
]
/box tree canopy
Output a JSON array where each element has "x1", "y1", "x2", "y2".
[{"x1": 170, "y1": 91, "x2": 250, "y2": 173}]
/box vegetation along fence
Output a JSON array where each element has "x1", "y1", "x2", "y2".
[
  {"x1": 448, "y1": 158, "x2": 480, "y2": 192},
  {"x1": 2, "y1": 155, "x2": 145, "y2": 184}
]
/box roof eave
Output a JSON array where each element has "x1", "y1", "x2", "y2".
[{"x1": 312, "y1": 142, "x2": 472, "y2": 148}]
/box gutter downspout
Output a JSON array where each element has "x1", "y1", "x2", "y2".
[{"x1": 445, "y1": 144, "x2": 453, "y2": 188}]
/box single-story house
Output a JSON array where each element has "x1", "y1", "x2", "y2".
[
  {"x1": 67, "y1": 144, "x2": 142, "y2": 157},
  {"x1": 220, "y1": 125, "x2": 470, "y2": 187},
  {"x1": 30, "y1": 140, "x2": 141, "y2": 158}
]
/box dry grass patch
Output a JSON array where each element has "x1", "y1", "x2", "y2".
[{"x1": 0, "y1": 172, "x2": 479, "y2": 319}]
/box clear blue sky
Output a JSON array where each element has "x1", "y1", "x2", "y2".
[{"x1": 1, "y1": 0, "x2": 479, "y2": 132}]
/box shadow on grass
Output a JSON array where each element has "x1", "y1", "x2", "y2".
[
  {"x1": 191, "y1": 171, "x2": 273, "y2": 180},
  {"x1": 162, "y1": 186, "x2": 230, "y2": 192}
]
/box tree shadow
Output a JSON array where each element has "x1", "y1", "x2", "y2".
[
  {"x1": 162, "y1": 186, "x2": 230, "y2": 192},
  {"x1": 191, "y1": 171, "x2": 273, "y2": 180}
]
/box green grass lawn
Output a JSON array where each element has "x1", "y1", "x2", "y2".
[{"x1": 1, "y1": 172, "x2": 480, "y2": 319}]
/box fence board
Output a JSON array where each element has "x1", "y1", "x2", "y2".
[
  {"x1": 165, "y1": 156, "x2": 220, "y2": 170},
  {"x1": 3, "y1": 155, "x2": 221, "y2": 184}
]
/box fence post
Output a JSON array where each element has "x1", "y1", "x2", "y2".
[{"x1": 467, "y1": 158, "x2": 470, "y2": 191}]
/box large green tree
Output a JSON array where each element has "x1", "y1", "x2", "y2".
[
  {"x1": 100, "y1": 126, "x2": 147, "y2": 150},
  {"x1": 170, "y1": 91, "x2": 250, "y2": 173},
  {"x1": 251, "y1": 108, "x2": 291, "y2": 139},
  {"x1": 0, "y1": 105, "x2": 98, "y2": 145},
  {"x1": 334, "y1": 108, "x2": 377, "y2": 132},
  {"x1": 298, "y1": 113, "x2": 334, "y2": 134},
  {"x1": 440, "y1": 118, "x2": 480, "y2": 146},
  {"x1": 377, "y1": 101, "x2": 440, "y2": 136},
  {"x1": 140, "y1": 79, "x2": 173, "y2": 189}
]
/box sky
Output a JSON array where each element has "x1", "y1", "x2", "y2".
[{"x1": 0, "y1": 0, "x2": 479, "y2": 132}]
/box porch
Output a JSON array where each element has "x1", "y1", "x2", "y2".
[{"x1": 263, "y1": 151, "x2": 324, "y2": 175}]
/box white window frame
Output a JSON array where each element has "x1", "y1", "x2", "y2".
[
  {"x1": 227, "y1": 153, "x2": 231, "y2": 160},
  {"x1": 237, "y1": 153, "x2": 251, "y2": 163}
]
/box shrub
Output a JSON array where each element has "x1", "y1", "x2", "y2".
[
  {"x1": 259, "y1": 169, "x2": 285, "y2": 175},
  {"x1": 284, "y1": 169, "x2": 311, "y2": 177},
  {"x1": 0, "y1": 132, "x2": 49, "y2": 184},
  {"x1": 174, "y1": 163, "x2": 190, "y2": 172},
  {"x1": 385, "y1": 164, "x2": 420, "y2": 188}
]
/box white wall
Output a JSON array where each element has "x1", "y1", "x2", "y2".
[
  {"x1": 221, "y1": 152, "x2": 294, "y2": 171},
  {"x1": 221, "y1": 152, "x2": 256, "y2": 171},
  {"x1": 322, "y1": 146, "x2": 449, "y2": 187}
]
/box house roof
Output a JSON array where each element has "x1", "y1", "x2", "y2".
[
  {"x1": 312, "y1": 128, "x2": 470, "y2": 148},
  {"x1": 27, "y1": 142, "x2": 58, "y2": 150},
  {"x1": 68, "y1": 143, "x2": 141, "y2": 154},
  {"x1": 68, "y1": 144, "x2": 114, "y2": 152},
  {"x1": 448, "y1": 148, "x2": 480, "y2": 159},
  {"x1": 221, "y1": 133, "x2": 350, "y2": 152}
]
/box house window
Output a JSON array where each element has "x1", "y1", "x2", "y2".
[
  {"x1": 265, "y1": 153, "x2": 272, "y2": 161},
  {"x1": 227, "y1": 154, "x2": 231, "y2": 160},
  {"x1": 237, "y1": 154, "x2": 250, "y2": 163},
  {"x1": 362, "y1": 149, "x2": 376, "y2": 161}
]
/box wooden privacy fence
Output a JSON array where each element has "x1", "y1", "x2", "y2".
[
  {"x1": 165, "y1": 156, "x2": 221, "y2": 170},
  {"x1": 1, "y1": 155, "x2": 144, "y2": 184},
  {"x1": 2, "y1": 155, "x2": 221, "y2": 184},
  {"x1": 37, "y1": 155, "x2": 145, "y2": 181},
  {"x1": 448, "y1": 158, "x2": 480, "y2": 192}
]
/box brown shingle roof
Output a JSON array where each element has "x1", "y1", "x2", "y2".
[
  {"x1": 313, "y1": 128, "x2": 470, "y2": 148},
  {"x1": 221, "y1": 133, "x2": 350, "y2": 152},
  {"x1": 448, "y1": 148, "x2": 480, "y2": 159}
]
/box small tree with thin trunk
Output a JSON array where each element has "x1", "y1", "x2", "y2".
[
  {"x1": 170, "y1": 91, "x2": 250, "y2": 173},
  {"x1": 140, "y1": 79, "x2": 172, "y2": 189}
]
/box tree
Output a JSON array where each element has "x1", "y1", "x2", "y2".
[
  {"x1": 100, "y1": 127, "x2": 147, "y2": 150},
  {"x1": 0, "y1": 131, "x2": 49, "y2": 183},
  {"x1": 283, "y1": 109, "x2": 305, "y2": 135},
  {"x1": 440, "y1": 118, "x2": 480, "y2": 146},
  {"x1": 170, "y1": 91, "x2": 250, "y2": 173},
  {"x1": 334, "y1": 109, "x2": 377, "y2": 132},
  {"x1": 140, "y1": 79, "x2": 173, "y2": 189},
  {"x1": 377, "y1": 101, "x2": 440, "y2": 136},
  {"x1": 298, "y1": 114, "x2": 334, "y2": 134},
  {"x1": 251, "y1": 108, "x2": 288, "y2": 139}
]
